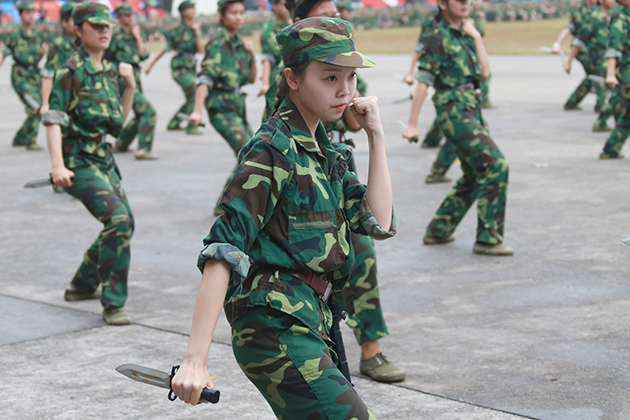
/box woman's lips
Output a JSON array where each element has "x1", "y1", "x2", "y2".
[{"x1": 333, "y1": 104, "x2": 346, "y2": 111}]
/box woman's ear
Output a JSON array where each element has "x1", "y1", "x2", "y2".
[
  {"x1": 285, "y1": 67, "x2": 300, "y2": 91},
  {"x1": 74, "y1": 25, "x2": 81, "y2": 39}
]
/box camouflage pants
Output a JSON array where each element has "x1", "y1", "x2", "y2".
[
  {"x1": 168, "y1": 67, "x2": 196, "y2": 131},
  {"x1": 429, "y1": 140, "x2": 458, "y2": 176},
  {"x1": 116, "y1": 90, "x2": 157, "y2": 152},
  {"x1": 564, "y1": 60, "x2": 606, "y2": 110},
  {"x1": 427, "y1": 100, "x2": 509, "y2": 244},
  {"x1": 10, "y1": 64, "x2": 41, "y2": 146},
  {"x1": 64, "y1": 161, "x2": 134, "y2": 308},
  {"x1": 421, "y1": 117, "x2": 444, "y2": 148},
  {"x1": 207, "y1": 92, "x2": 253, "y2": 207},
  {"x1": 333, "y1": 233, "x2": 388, "y2": 346},
  {"x1": 232, "y1": 305, "x2": 376, "y2": 420},
  {"x1": 602, "y1": 84, "x2": 630, "y2": 158},
  {"x1": 595, "y1": 85, "x2": 627, "y2": 128}
]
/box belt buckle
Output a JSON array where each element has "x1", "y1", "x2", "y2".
[{"x1": 321, "y1": 281, "x2": 333, "y2": 301}]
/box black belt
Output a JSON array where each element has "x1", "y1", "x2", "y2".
[{"x1": 435, "y1": 82, "x2": 475, "y2": 91}]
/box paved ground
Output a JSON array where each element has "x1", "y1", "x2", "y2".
[{"x1": 1, "y1": 53, "x2": 629, "y2": 420}]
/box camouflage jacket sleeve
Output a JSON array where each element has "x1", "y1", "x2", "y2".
[
  {"x1": 415, "y1": 31, "x2": 443, "y2": 86},
  {"x1": 606, "y1": 8, "x2": 627, "y2": 60},
  {"x1": 43, "y1": 66, "x2": 73, "y2": 126},
  {"x1": 42, "y1": 36, "x2": 74, "y2": 78}
]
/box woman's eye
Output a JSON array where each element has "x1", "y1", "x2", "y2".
[
  {"x1": 350, "y1": 72, "x2": 357, "y2": 79},
  {"x1": 327, "y1": 75, "x2": 337, "y2": 82}
]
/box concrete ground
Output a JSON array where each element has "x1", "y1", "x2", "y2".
[{"x1": 1, "y1": 53, "x2": 629, "y2": 420}]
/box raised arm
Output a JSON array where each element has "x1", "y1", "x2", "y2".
[
  {"x1": 463, "y1": 19, "x2": 489, "y2": 80},
  {"x1": 118, "y1": 63, "x2": 136, "y2": 122}
]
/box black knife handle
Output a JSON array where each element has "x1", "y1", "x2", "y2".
[{"x1": 201, "y1": 388, "x2": 220, "y2": 404}]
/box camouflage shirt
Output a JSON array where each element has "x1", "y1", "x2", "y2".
[
  {"x1": 106, "y1": 27, "x2": 150, "y2": 90},
  {"x1": 414, "y1": 12, "x2": 438, "y2": 53},
  {"x1": 163, "y1": 20, "x2": 198, "y2": 70},
  {"x1": 42, "y1": 47, "x2": 123, "y2": 169},
  {"x1": 260, "y1": 17, "x2": 285, "y2": 68},
  {"x1": 198, "y1": 98, "x2": 395, "y2": 329},
  {"x1": 606, "y1": 5, "x2": 630, "y2": 84},
  {"x1": 415, "y1": 17, "x2": 481, "y2": 108},
  {"x1": 1, "y1": 25, "x2": 46, "y2": 67},
  {"x1": 41, "y1": 33, "x2": 77, "y2": 79},
  {"x1": 566, "y1": 3, "x2": 593, "y2": 35},
  {"x1": 573, "y1": 7, "x2": 609, "y2": 68}
]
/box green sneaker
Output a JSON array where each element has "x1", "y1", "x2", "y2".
[
  {"x1": 102, "y1": 307, "x2": 132, "y2": 326},
  {"x1": 425, "y1": 173, "x2": 452, "y2": 184},
  {"x1": 64, "y1": 288, "x2": 101, "y2": 302},
  {"x1": 592, "y1": 125, "x2": 612, "y2": 133},
  {"x1": 26, "y1": 143, "x2": 43, "y2": 151},
  {"x1": 135, "y1": 150, "x2": 159, "y2": 160},
  {"x1": 359, "y1": 353, "x2": 406, "y2": 383},
  {"x1": 423, "y1": 234, "x2": 455, "y2": 245},
  {"x1": 564, "y1": 105, "x2": 582, "y2": 111},
  {"x1": 600, "y1": 152, "x2": 624, "y2": 159},
  {"x1": 472, "y1": 242, "x2": 514, "y2": 256}
]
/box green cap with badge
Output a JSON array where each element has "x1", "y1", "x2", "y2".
[
  {"x1": 72, "y1": 2, "x2": 116, "y2": 26},
  {"x1": 276, "y1": 17, "x2": 374, "y2": 68},
  {"x1": 114, "y1": 3, "x2": 133, "y2": 16},
  {"x1": 60, "y1": 3, "x2": 76, "y2": 20},
  {"x1": 16, "y1": 1, "x2": 36, "y2": 12},
  {"x1": 178, "y1": 0, "x2": 195, "y2": 13}
]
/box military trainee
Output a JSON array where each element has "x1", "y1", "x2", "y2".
[
  {"x1": 145, "y1": 0, "x2": 204, "y2": 134},
  {"x1": 564, "y1": 0, "x2": 616, "y2": 132},
  {"x1": 42, "y1": 3, "x2": 137, "y2": 326},
  {"x1": 189, "y1": 0, "x2": 257, "y2": 216},
  {"x1": 286, "y1": 0, "x2": 405, "y2": 383},
  {"x1": 107, "y1": 3, "x2": 158, "y2": 160},
  {"x1": 172, "y1": 17, "x2": 394, "y2": 418},
  {"x1": 403, "y1": 0, "x2": 513, "y2": 257},
  {"x1": 259, "y1": 0, "x2": 291, "y2": 122},
  {"x1": 0, "y1": 1, "x2": 47, "y2": 150},
  {"x1": 600, "y1": 0, "x2": 630, "y2": 159}
]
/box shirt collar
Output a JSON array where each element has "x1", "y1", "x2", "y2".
[
  {"x1": 79, "y1": 47, "x2": 109, "y2": 75},
  {"x1": 218, "y1": 27, "x2": 242, "y2": 45},
  {"x1": 277, "y1": 98, "x2": 335, "y2": 159}
]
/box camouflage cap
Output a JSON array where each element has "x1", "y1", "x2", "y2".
[
  {"x1": 337, "y1": 1, "x2": 354, "y2": 11},
  {"x1": 217, "y1": 0, "x2": 244, "y2": 9},
  {"x1": 178, "y1": 0, "x2": 195, "y2": 13},
  {"x1": 16, "y1": 1, "x2": 36, "y2": 12},
  {"x1": 73, "y1": 2, "x2": 116, "y2": 26},
  {"x1": 114, "y1": 2, "x2": 133, "y2": 15},
  {"x1": 60, "y1": 3, "x2": 76, "y2": 20},
  {"x1": 276, "y1": 17, "x2": 374, "y2": 68}
]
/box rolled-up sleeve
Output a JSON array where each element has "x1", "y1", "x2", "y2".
[
  {"x1": 415, "y1": 34, "x2": 443, "y2": 86},
  {"x1": 197, "y1": 40, "x2": 220, "y2": 88},
  {"x1": 43, "y1": 67, "x2": 72, "y2": 126},
  {"x1": 358, "y1": 199, "x2": 396, "y2": 240}
]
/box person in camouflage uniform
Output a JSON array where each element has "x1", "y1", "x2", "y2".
[
  {"x1": 403, "y1": 0, "x2": 513, "y2": 256},
  {"x1": 600, "y1": 0, "x2": 630, "y2": 159},
  {"x1": 40, "y1": 3, "x2": 77, "y2": 119},
  {"x1": 289, "y1": 0, "x2": 405, "y2": 383},
  {"x1": 107, "y1": 3, "x2": 158, "y2": 160},
  {"x1": 259, "y1": 0, "x2": 291, "y2": 122},
  {"x1": 189, "y1": 0, "x2": 257, "y2": 216},
  {"x1": 42, "y1": 3, "x2": 137, "y2": 326},
  {"x1": 0, "y1": 1, "x2": 47, "y2": 150},
  {"x1": 144, "y1": 0, "x2": 204, "y2": 135},
  {"x1": 171, "y1": 18, "x2": 395, "y2": 418},
  {"x1": 471, "y1": 1, "x2": 495, "y2": 110}
]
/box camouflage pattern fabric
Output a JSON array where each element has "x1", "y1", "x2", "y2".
[
  {"x1": 41, "y1": 33, "x2": 77, "y2": 79},
  {"x1": 232, "y1": 305, "x2": 375, "y2": 420},
  {"x1": 106, "y1": 27, "x2": 156, "y2": 152},
  {"x1": 2, "y1": 26, "x2": 46, "y2": 146},
  {"x1": 64, "y1": 161, "x2": 134, "y2": 309},
  {"x1": 429, "y1": 139, "x2": 458, "y2": 177},
  {"x1": 602, "y1": 6, "x2": 630, "y2": 157},
  {"x1": 417, "y1": 18, "x2": 508, "y2": 245},
  {"x1": 260, "y1": 17, "x2": 286, "y2": 122},
  {"x1": 43, "y1": 47, "x2": 123, "y2": 170},
  {"x1": 42, "y1": 47, "x2": 132, "y2": 309},
  {"x1": 332, "y1": 233, "x2": 388, "y2": 345},
  {"x1": 198, "y1": 97, "x2": 395, "y2": 329},
  {"x1": 163, "y1": 21, "x2": 198, "y2": 131}
]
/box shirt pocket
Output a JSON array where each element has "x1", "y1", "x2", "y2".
[{"x1": 288, "y1": 210, "x2": 347, "y2": 273}]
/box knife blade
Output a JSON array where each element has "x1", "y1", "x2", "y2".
[
  {"x1": 176, "y1": 112, "x2": 206, "y2": 127},
  {"x1": 24, "y1": 175, "x2": 75, "y2": 189},
  {"x1": 622, "y1": 237, "x2": 630, "y2": 246},
  {"x1": 116, "y1": 364, "x2": 220, "y2": 404}
]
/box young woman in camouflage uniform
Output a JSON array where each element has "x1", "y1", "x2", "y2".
[
  {"x1": 403, "y1": 0, "x2": 513, "y2": 256},
  {"x1": 0, "y1": 1, "x2": 47, "y2": 150},
  {"x1": 144, "y1": 0, "x2": 204, "y2": 135},
  {"x1": 107, "y1": 3, "x2": 158, "y2": 160},
  {"x1": 42, "y1": 3, "x2": 137, "y2": 326},
  {"x1": 600, "y1": 0, "x2": 630, "y2": 159},
  {"x1": 189, "y1": 0, "x2": 257, "y2": 216},
  {"x1": 172, "y1": 17, "x2": 394, "y2": 419}
]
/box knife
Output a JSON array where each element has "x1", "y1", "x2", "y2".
[
  {"x1": 116, "y1": 364, "x2": 220, "y2": 404},
  {"x1": 24, "y1": 175, "x2": 74, "y2": 189},
  {"x1": 176, "y1": 112, "x2": 206, "y2": 127}
]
